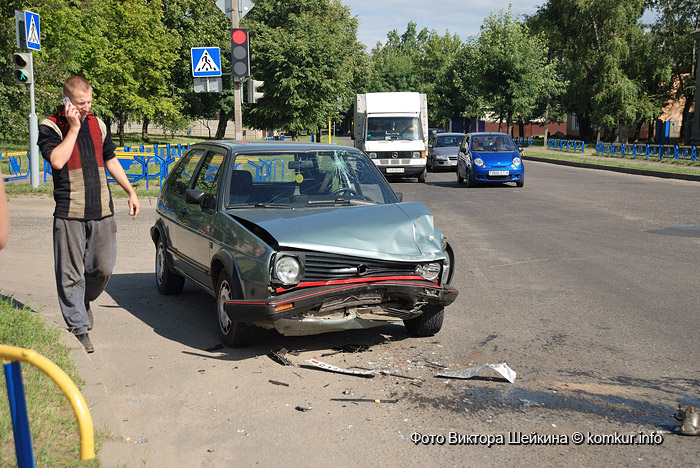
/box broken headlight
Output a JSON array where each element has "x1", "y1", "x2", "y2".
[{"x1": 416, "y1": 262, "x2": 441, "y2": 282}]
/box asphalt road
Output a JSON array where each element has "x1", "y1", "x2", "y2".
[{"x1": 1, "y1": 161, "x2": 700, "y2": 467}]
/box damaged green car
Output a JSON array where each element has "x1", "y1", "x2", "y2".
[{"x1": 151, "y1": 141, "x2": 458, "y2": 347}]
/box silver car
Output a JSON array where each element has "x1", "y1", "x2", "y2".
[
  {"x1": 427, "y1": 132, "x2": 465, "y2": 171},
  {"x1": 152, "y1": 141, "x2": 458, "y2": 347}
]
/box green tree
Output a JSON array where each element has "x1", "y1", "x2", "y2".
[
  {"x1": 473, "y1": 8, "x2": 555, "y2": 135},
  {"x1": 647, "y1": 0, "x2": 700, "y2": 144},
  {"x1": 242, "y1": 0, "x2": 365, "y2": 140}
]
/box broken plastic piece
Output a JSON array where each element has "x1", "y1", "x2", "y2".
[
  {"x1": 269, "y1": 379, "x2": 290, "y2": 387},
  {"x1": 305, "y1": 358, "x2": 376, "y2": 377},
  {"x1": 331, "y1": 398, "x2": 398, "y2": 403},
  {"x1": 674, "y1": 406, "x2": 700, "y2": 436},
  {"x1": 269, "y1": 347, "x2": 295, "y2": 366},
  {"x1": 436, "y1": 363, "x2": 516, "y2": 383}
]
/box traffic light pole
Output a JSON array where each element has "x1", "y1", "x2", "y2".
[
  {"x1": 231, "y1": 8, "x2": 243, "y2": 140},
  {"x1": 28, "y1": 52, "x2": 39, "y2": 188}
]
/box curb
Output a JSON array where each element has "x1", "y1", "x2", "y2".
[{"x1": 523, "y1": 154, "x2": 700, "y2": 183}]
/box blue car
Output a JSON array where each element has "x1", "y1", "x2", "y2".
[{"x1": 456, "y1": 132, "x2": 524, "y2": 187}]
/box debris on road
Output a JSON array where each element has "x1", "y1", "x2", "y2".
[
  {"x1": 269, "y1": 379, "x2": 290, "y2": 387},
  {"x1": 269, "y1": 347, "x2": 295, "y2": 366},
  {"x1": 331, "y1": 398, "x2": 398, "y2": 404},
  {"x1": 674, "y1": 405, "x2": 700, "y2": 435},
  {"x1": 296, "y1": 404, "x2": 313, "y2": 412},
  {"x1": 322, "y1": 344, "x2": 370, "y2": 357},
  {"x1": 436, "y1": 363, "x2": 516, "y2": 383},
  {"x1": 305, "y1": 358, "x2": 376, "y2": 377}
]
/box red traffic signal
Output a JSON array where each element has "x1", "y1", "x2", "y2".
[{"x1": 231, "y1": 28, "x2": 250, "y2": 78}]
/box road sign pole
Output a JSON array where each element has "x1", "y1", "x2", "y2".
[
  {"x1": 28, "y1": 52, "x2": 39, "y2": 187},
  {"x1": 232, "y1": 6, "x2": 243, "y2": 140}
]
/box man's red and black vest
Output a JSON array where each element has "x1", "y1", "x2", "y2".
[{"x1": 38, "y1": 106, "x2": 116, "y2": 220}]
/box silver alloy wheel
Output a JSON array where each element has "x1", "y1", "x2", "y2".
[
  {"x1": 156, "y1": 242, "x2": 166, "y2": 285},
  {"x1": 217, "y1": 279, "x2": 232, "y2": 335}
]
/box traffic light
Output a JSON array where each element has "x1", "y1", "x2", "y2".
[
  {"x1": 12, "y1": 52, "x2": 32, "y2": 85},
  {"x1": 231, "y1": 28, "x2": 250, "y2": 78},
  {"x1": 247, "y1": 79, "x2": 263, "y2": 103}
]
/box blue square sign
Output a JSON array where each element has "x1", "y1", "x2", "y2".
[
  {"x1": 191, "y1": 48, "x2": 222, "y2": 77},
  {"x1": 24, "y1": 11, "x2": 40, "y2": 51}
]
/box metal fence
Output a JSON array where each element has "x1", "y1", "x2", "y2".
[{"x1": 595, "y1": 142, "x2": 698, "y2": 162}]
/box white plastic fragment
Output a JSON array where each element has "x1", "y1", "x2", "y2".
[
  {"x1": 436, "y1": 363, "x2": 516, "y2": 383},
  {"x1": 305, "y1": 358, "x2": 376, "y2": 377}
]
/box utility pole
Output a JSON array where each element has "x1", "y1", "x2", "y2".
[{"x1": 231, "y1": 7, "x2": 243, "y2": 140}]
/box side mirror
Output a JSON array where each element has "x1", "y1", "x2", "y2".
[{"x1": 185, "y1": 188, "x2": 206, "y2": 205}]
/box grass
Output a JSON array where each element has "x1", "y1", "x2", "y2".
[{"x1": 0, "y1": 296, "x2": 103, "y2": 467}]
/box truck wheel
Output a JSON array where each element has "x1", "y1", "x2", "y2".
[
  {"x1": 417, "y1": 169, "x2": 427, "y2": 183},
  {"x1": 404, "y1": 305, "x2": 444, "y2": 336},
  {"x1": 155, "y1": 237, "x2": 185, "y2": 295},
  {"x1": 216, "y1": 271, "x2": 254, "y2": 347}
]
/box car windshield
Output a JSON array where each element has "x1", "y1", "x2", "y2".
[
  {"x1": 367, "y1": 117, "x2": 422, "y2": 141},
  {"x1": 435, "y1": 136, "x2": 462, "y2": 147},
  {"x1": 471, "y1": 134, "x2": 517, "y2": 152},
  {"x1": 226, "y1": 149, "x2": 397, "y2": 209}
]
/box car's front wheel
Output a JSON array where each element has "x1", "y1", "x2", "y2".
[
  {"x1": 404, "y1": 305, "x2": 444, "y2": 336},
  {"x1": 216, "y1": 271, "x2": 253, "y2": 347},
  {"x1": 417, "y1": 168, "x2": 427, "y2": 183},
  {"x1": 155, "y1": 237, "x2": 185, "y2": 295}
]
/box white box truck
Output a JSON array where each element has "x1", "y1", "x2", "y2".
[{"x1": 353, "y1": 92, "x2": 429, "y2": 182}]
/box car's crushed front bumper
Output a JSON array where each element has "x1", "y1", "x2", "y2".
[{"x1": 224, "y1": 279, "x2": 458, "y2": 325}]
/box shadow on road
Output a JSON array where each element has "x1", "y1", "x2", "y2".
[{"x1": 106, "y1": 272, "x2": 413, "y2": 362}]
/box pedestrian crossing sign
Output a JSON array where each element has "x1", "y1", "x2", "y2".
[
  {"x1": 24, "y1": 11, "x2": 40, "y2": 51},
  {"x1": 191, "y1": 47, "x2": 222, "y2": 77}
]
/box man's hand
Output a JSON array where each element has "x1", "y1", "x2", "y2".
[{"x1": 128, "y1": 193, "x2": 141, "y2": 219}]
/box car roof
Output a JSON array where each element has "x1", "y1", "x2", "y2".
[
  {"x1": 434, "y1": 133, "x2": 465, "y2": 137},
  {"x1": 468, "y1": 132, "x2": 512, "y2": 138},
  {"x1": 188, "y1": 140, "x2": 358, "y2": 153}
]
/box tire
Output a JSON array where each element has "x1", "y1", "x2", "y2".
[
  {"x1": 417, "y1": 168, "x2": 427, "y2": 183},
  {"x1": 427, "y1": 158, "x2": 434, "y2": 172},
  {"x1": 464, "y1": 168, "x2": 475, "y2": 188},
  {"x1": 155, "y1": 237, "x2": 185, "y2": 295},
  {"x1": 404, "y1": 305, "x2": 444, "y2": 336},
  {"x1": 516, "y1": 177, "x2": 524, "y2": 188},
  {"x1": 216, "y1": 271, "x2": 253, "y2": 347},
  {"x1": 457, "y1": 167, "x2": 464, "y2": 184}
]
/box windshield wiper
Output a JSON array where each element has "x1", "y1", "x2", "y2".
[
  {"x1": 307, "y1": 198, "x2": 376, "y2": 206},
  {"x1": 226, "y1": 203, "x2": 292, "y2": 209}
]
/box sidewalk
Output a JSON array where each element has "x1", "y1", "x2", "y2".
[{"x1": 523, "y1": 147, "x2": 700, "y2": 183}]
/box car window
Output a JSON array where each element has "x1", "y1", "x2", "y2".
[
  {"x1": 193, "y1": 151, "x2": 225, "y2": 195},
  {"x1": 228, "y1": 150, "x2": 397, "y2": 208},
  {"x1": 167, "y1": 148, "x2": 206, "y2": 195},
  {"x1": 474, "y1": 135, "x2": 516, "y2": 152}
]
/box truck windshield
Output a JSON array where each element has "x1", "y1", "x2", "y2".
[{"x1": 366, "y1": 117, "x2": 422, "y2": 141}]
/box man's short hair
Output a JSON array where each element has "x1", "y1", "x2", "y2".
[{"x1": 63, "y1": 76, "x2": 92, "y2": 97}]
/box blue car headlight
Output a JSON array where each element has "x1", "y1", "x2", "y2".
[
  {"x1": 473, "y1": 157, "x2": 484, "y2": 167},
  {"x1": 416, "y1": 262, "x2": 441, "y2": 281},
  {"x1": 274, "y1": 254, "x2": 302, "y2": 285},
  {"x1": 512, "y1": 157, "x2": 522, "y2": 166}
]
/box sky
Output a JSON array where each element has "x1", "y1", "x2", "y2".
[
  {"x1": 343, "y1": 0, "x2": 545, "y2": 49},
  {"x1": 342, "y1": 1, "x2": 657, "y2": 50}
]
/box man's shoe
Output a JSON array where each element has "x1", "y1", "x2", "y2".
[{"x1": 76, "y1": 333, "x2": 94, "y2": 353}]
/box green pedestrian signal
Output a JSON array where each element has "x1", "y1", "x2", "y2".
[{"x1": 12, "y1": 52, "x2": 32, "y2": 85}]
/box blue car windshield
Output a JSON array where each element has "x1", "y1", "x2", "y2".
[
  {"x1": 471, "y1": 135, "x2": 517, "y2": 152},
  {"x1": 227, "y1": 149, "x2": 398, "y2": 208}
]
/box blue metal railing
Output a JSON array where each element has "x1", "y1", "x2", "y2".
[
  {"x1": 594, "y1": 143, "x2": 697, "y2": 162},
  {"x1": 548, "y1": 139, "x2": 585, "y2": 153}
]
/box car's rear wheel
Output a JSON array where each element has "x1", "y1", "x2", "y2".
[
  {"x1": 216, "y1": 271, "x2": 253, "y2": 347},
  {"x1": 404, "y1": 305, "x2": 444, "y2": 336},
  {"x1": 155, "y1": 237, "x2": 185, "y2": 295}
]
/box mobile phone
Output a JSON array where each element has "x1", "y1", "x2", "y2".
[{"x1": 62, "y1": 96, "x2": 72, "y2": 107}]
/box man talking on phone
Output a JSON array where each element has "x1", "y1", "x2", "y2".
[{"x1": 37, "y1": 75, "x2": 141, "y2": 353}]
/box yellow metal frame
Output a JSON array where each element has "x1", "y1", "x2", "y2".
[{"x1": 0, "y1": 344, "x2": 95, "y2": 461}]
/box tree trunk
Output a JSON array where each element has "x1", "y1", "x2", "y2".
[
  {"x1": 141, "y1": 118, "x2": 150, "y2": 143},
  {"x1": 215, "y1": 111, "x2": 228, "y2": 140},
  {"x1": 118, "y1": 111, "x2": 126, "y2": 147},
  {"x1": 543, "y1": 100, "x2": 550, "y2": 148},
  {"x1": 680, "y1": 96, "x2": 693, "y2": 145}
]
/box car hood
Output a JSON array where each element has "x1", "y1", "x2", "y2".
[
  {"x1": 226, "y1": 201, "x2": 445, "y2": 262},
  {"x1": 472, "y1": 150, "x2": 519, "y2": 165},
  {"x1": 433, "y1": 147, "x2": 460, "y2": 156}
]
